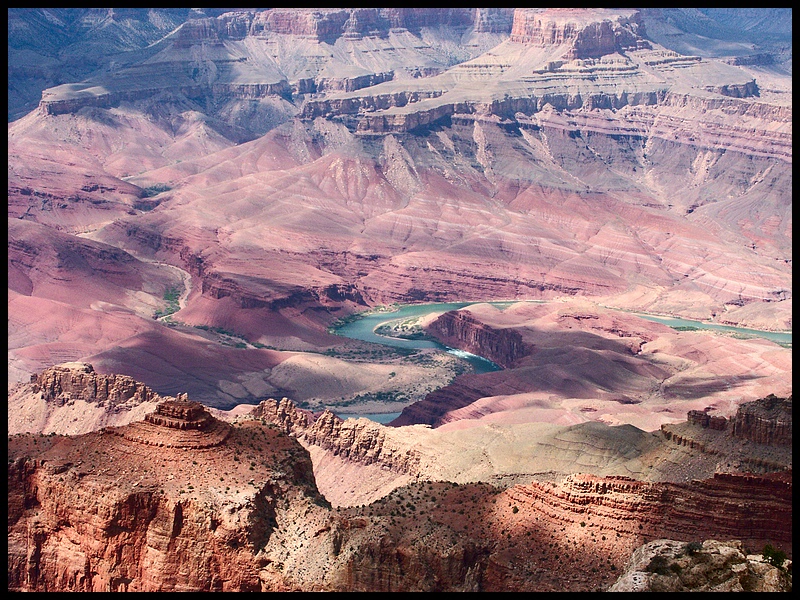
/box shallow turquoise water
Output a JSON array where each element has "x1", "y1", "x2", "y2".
[
  {"x1": 632, "y1": 314, "x2": 791, "y2": 346},
  {"x1": 332, "y1": 301, "x2": 791, "y2": 423},
  {"x1": 334, "y1": 301, "x2": 504, "y2": 374}
]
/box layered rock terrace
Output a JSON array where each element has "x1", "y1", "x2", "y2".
[{"x1": 105, "y1": 396, "x2": 231, "y2": 449}]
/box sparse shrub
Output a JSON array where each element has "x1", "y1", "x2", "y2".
[
  {"x1": 762, "y1": 544, "x2": 788, "y2": 568},
  {"x1": 686, "y1": 541, "x2": 703, "y2": 556},
  {"x1": 142, "y1": 183, "x2": 171, "y2": 197}
]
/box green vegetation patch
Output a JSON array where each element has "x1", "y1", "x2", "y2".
[
  {"x1": 141, "y1": 183, "x2": 172, "y2": 197},
  {"x1": 153, "y1": 286, "x2": 181, "y2": 320}
]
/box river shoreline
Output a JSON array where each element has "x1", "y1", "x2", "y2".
[
  {"x1": 327, "y1": 299, "x2": 791, "y2": 423},
  {"x1": 334, "y1": 300, "x2": 791, "y2": 345}
]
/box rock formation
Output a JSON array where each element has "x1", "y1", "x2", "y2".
[
  {"x1": 427, "y1": 309, "x2": 527, "y2": 368},
  {"x1": 7, "y1": 399, "x2": 792, "y2": 591},
  {"x1": 609, "y1": 539, "x2": 792, "y2": 592},
  {"x1": 7, "y1": 363, "x2": 166, "y2": 436},
  {"x1": 6, "y1": 9, "x2": 793, "y2": 590},
  {"x1": 31, "y1": 362, "x2": 159, "y2": 406},
  {"x1": 731, "y1": 394, "x2": 792, "y2": 446},
  {"x1": 660, "y1": 394, "x2": 793, "y2": 474}
]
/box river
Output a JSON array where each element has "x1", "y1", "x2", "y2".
[
  {"x1": 332, "y1": 301, "x2": 791, "y2": 422},
  {"x1": 333, "y1": 302, "x2": 505, "y2": 374}
]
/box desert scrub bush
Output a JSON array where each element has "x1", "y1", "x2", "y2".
[
  {"x1": 141, "y1": 183, "x2": 171, "y2": 197},
  {"x1": 685, "y1": 540, "x2": 703, "y2": 555},
  {"x1": 762, "y1": 544, "x2": 788, "y2": 568}
]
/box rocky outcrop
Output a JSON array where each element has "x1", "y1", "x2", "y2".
[
  {"x1": 109, "y1": 397, "x2": 232, "y2": 449},
  {"x1": 7, "y1": 406, "x2": 332, "y2": 592},
  {"x1": 251, "y1": 397, "x2": 313, "y2": 433},
  {"x1": 731, "y1": 394, "x2": 792, "y2": 446},
  {"x1": 510, "y1": 8, "x2": 649, "y2": 58},
  {"x1": 303, "y1": 410, "x2": 421, "y2": 474},
  {"x1": 661, "y1": 395, "x2": 793, "y2": 466},
  {"x1": 427, "y1": 310, "x2": 527, "y2": 368},
  {"x1": 251, "y1": 400, "x2": 421, "y2": 476},
  {"x1": 29, "y1": 362, "x2": 162, "y2": 409},
  {"x1": 660, "y1": 397, "x2": 793, "y2": 474},
  {"x1": 609, "y1": 539, "x2": 792, "y2": 592},
  {"x1": 686, "y1": 409, "x2": 728, "y2": 430}
]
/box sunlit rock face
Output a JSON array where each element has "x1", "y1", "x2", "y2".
[{"x1": 7, "y1": 388, "x2": 793, "y2": 591}]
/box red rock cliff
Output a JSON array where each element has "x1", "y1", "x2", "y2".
[
  {"x1": 510, "y1": 8, "x2": 647, "y2": 58},
  {"x1": 427, "y1": 309, "x2": 527, "y2": 369}
]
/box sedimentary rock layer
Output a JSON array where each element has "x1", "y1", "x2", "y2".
[{"x1": 7, "y1": 405, "x2": 792, "y2": 591}]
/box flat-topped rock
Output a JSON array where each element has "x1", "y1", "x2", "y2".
[
  {"x1": 107, "y1": 395, "x2": 231, "y2": 448},
  {"x1": 144, "y1": 395, "x2": 213, "y2": 430}
]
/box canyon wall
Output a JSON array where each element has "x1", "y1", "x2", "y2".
[
  {"x1": 28, "y1": 362, "x2": 162, "y2": 408},
  {"x1": 509, "y1": 8, "x2": 647, "y2": 57},
  {"x1": 8, "y1": 409, "x2": 792, "y2": 592},
  {"x1": 515, "y1": 471, "x2": 793, "y2": 553},
  {"x1": 427, "y1": 310, "x2": 527, "y2": 369},
  {"x1": 8, "y1": 363, "x2": 168, "y2": 436},
  {"x1": 731, "y1": 394, "x2": 792, "y2": 446}
]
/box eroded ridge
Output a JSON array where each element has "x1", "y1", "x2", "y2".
[{"x1": 106, "y1": 394, "x2": 230, "y2": 449}]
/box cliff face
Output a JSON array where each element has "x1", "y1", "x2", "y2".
[
  {"x1": 7, "y1": 403, "x2": 333, "y2": 592},
  {"x1": 29, "y1": 362, "x2": 161, "y2": 408},
  {"x1": 659, "y1": 395, "x2": 793, "y2": 475},
  {"x1": 426, "y1": 310, "x2": 527, "y2": 368},
  {"x1": 527, "y1": 472, "x2": 793, "y2": 553},
  {"x1": 248, "y1": 8, "x2": 484, "y2": 42},
  {"x1": 509, "y1": 8, "x2": 647, "y2": 58},
  {"x1": 731, "y1": 394, "x2": 792, "y2": 446},
  {"x1": 7, "y1": 363, "x2": 168, "y2": 437},
  {"x1": 303, "y1": 410, "x2": 422, "y2": 474},
  {"x1": 8, "y1": 409, "x2": 793, "y2": 592},
  {"x1": 253, "y1": 399, "x2": 421, "y2": 477}
]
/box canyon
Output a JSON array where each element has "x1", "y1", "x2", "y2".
[
  {"x1": 7, "y1": 7, "x2": 792, "y2": 592},
  {"x1": 7, "y1": 387, "x2": 793, "y2": 591}
]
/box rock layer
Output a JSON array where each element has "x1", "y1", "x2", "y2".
[
  {"x1": 8, "y1": 407, "x2": 792, "y2": 592},
  {"x1": 609, "y1": 539, "x2": 792, "y2": 592}
]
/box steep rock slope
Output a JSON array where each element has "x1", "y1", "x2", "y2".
[{"x1": 7, "y1": 398, "x2": 792, "y2": 592}]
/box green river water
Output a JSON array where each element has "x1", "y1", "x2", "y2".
[{"x1": 333, "y1": 301, "x2": 791, "y2": 423}]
